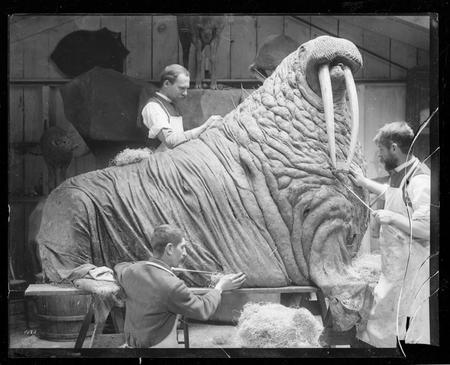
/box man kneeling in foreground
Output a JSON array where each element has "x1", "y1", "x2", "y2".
[{"x1": 115, "y1": 224, "x2": 247, "y2": 348}]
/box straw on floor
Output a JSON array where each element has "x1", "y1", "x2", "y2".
[{"x1": 236, "y1": 302, "x2": 323, "y2": 348}]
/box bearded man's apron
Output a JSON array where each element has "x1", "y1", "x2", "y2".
[{"x1": 358, "y1": 158, "x2": 430, "y2": 347}]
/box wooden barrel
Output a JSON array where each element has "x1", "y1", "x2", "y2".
[{"x1": 34, "y1": 294, "x2": 92, "y2": 341}]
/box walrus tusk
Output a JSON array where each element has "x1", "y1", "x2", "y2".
[
  {"x1": 343, "y1": 65, "x2": 359, "y2": 170},
  {"x1": 318, "y1": 63, "x2": 336, "y2": 168}
]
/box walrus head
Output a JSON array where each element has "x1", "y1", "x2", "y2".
[{"x1": 219, "y1": 35, "x2": 369, "y2": 330}]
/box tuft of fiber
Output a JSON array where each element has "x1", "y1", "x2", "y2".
[
  {"x1": 109, "y1": 148, "x2": 153, "y2": 166},
  {"x1": 350, "y1": 253, "x2": 381, "y2": 285},
  {"x1": 236, "y1": 302, "x2": 323, "y2": 348}
]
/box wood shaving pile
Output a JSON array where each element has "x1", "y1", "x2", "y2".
[
  {"x1": 236, "y1": 302, "x2": 323, "y2": 348},
  {"x1": 109, "y1": 148, "x2": 153, "y2": 166}
]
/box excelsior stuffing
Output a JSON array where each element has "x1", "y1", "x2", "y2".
[
  {"x1": 349, "y1": 253, "x2": 381, "y2": 285},
  {"x1": 236, "y1": 302, "x2": 323, "y2": 348},
  {"x1": 109, "y1": 148, "x2": 153, "y2": 166}
]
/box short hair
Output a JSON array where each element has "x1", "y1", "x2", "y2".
[
  {"x1": 150, "y1": 224, "x2": 184, "y2": 256},
  {"x1": 373, "y1": 121, "x2": 414, "y2": 154},
  {"x1": 159, "y1": 64, "x2": 190, "y2": 87}
]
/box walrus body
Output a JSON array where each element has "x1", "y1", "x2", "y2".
[{"x1": 38, "y1": 36, "x2": 369, "y2": 330}]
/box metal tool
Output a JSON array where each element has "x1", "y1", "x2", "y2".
[
  {"x1": 171, "y1": 267, "x2": 217, "y2": 275},
  {"x1": 340, "y1": 180, "x2": 375, "y2": 214}
]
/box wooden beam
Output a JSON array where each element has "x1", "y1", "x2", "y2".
[
  {"x1": 332, "y1": 15, "x2": 429, "y2": 51},
  {"x1": 393, "y1": 16, "x2": 429, "y2": 30},
  {"x1": 10, "y1": 15, "x2": 80, "y2": 44}
]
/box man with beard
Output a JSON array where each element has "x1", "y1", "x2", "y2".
[
  {"x1": 141, "y1": 64, "x2": 222, "y2": 152},
  {"x1": 115, "y1": 224, "x2": 246, "y2": 348},
  {"x1": 349, "y1": 121, "x2": 431, "y2": 347}
]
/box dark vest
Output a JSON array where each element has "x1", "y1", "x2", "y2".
[
  {"x1": 141, "y1": 93, "x2": 182, "y2": 149},
  {"x1": 147, "y1": 94, "x2": 182, "y2": 118}
]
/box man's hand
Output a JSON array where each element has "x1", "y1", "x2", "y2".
[
  {"x1": 373, "y1": 209, "x2": 397, "y2": 225},
  {"x1": 215, "y1": 272, "x2": 246, "y2": 292},
  {"x1": 348, "y1": 166, "x2": 366, "y2": 187},
  {"x1": 204, "y1": 115, "x2": 223, "y2": 129}
]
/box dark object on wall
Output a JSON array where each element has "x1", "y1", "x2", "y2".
[
  {"x1": 40, "y1": 126, "x2": 77, "y2": 190},
  {"x1": 177, "y1": 16, "x2": 227, "y2": 89},
  {"x1": 249, "y1": 34, "x2": 299, "y2": 82},
  {"x1": 50, "y1": 27, "x2": 130, "y2": 78},
  {"x1": 60, "y1": 67, "x2": 157, "y2": 167}
]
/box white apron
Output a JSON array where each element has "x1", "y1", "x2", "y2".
[
  {"x1": 155, "y1": 101, "x2": 184, "y2": 153},
  {"x1": 358, "y1": 158, "x2": 430, "y2": 347}
]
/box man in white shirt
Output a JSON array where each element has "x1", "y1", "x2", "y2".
[
  {"x1": 349, "y1": 121, "x2": 431, "y2": 347},
  {"x1": 141, "y1": 64, "x2": 222, "y2": 152}
]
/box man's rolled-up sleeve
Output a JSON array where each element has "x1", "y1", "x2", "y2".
[
  {"x1": 406, "y1": 174, "x2": 430, "y2": 240},
  {"x1": 142, "y1": 102, "x2": 170, "y2": 138},
  {"x1": 166, "y1": 281, "x2": 221, "y2": 321},
  {"x1": 408, "y1": 175, "x2": 430, "y2": 222}
]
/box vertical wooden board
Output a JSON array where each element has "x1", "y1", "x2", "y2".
[
  {"x1": 23, "y1": 201, "x2": 40, "y2": 279},
  {"x1": 23, "y1": 87, "x2": 43, "y2": 142},
  {"x1": 338, "y1": 19, "x2": 363, "y2": 79},
  {"x1": 47, "y1": 19, "x2": 78, "y2": 78},
  {"x1": 338, "y1": 18, "x2": 363, "y2": 44},
  {"x1": 23, "y1": 33, "x2": 49, "y2": 78},
  {"x1": 9, "y1": 37, "x2": 24, "y2": 78},
  {"x1": 310, "y1": 16, "x2": 338, "y2": 38},
  {"x1": 9, "y1": 86, "x2": 25, "y2": 195},
  {"x1": 363, "y1": 29, "x2": 389, "y2": 58},
  {"x1": 256, "y1": 15, "x2": 284, "y2": 49},
  {"x1": 362, "y1": 30, "x2": 390, "y2": 79},
  {"x1": 417, "y1": 48, "x2": 429, "y2": 66},
  {"x1": 285, "y1": 17, "x2": 310, "y2": 47},
  {"x1": 215, "y1": 17, "x2": 232, "y2": 79},
  {"x1": 100, "y1": 15, "x2": 127, "y2": 34},
  {"x1": 23, "y1": 86, "x2": 45, "y2": 195},
  {"x1": 73, "y1": 15, "x2": 102, "y2": 30},
  {"x1": 9, "y1": 203, "x2": 26, "y2": 279},
  {"x1": 9, "y1": 86, "x2": 24, "y2": 142},
  {"x1": 230, "y1": 16, "x2": 257, "y2": 79},
  {"x1": 363, "y1": 83, "x2": 406, "y2": 178},
  {"x1": 364, "y1": 54, "x2": 390, "y2": 79},
  {"x1": 152, "y1": 15, "x2": 179, "y2": 80},
  {"x1": 390, "y1": 39, "x2": 417, "y2": 79},
  {"x1": 126, "y1": 16, "x2": 152, "y2": 79}
]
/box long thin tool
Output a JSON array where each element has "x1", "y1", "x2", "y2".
[
  {"x1": 172, "y1": 267, "x2": 217, "y2": 275},
  {"x1": 340, "y1": 181, "x2": 375, "y2": 214}
]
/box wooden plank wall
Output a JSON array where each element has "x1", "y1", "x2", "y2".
[{"x1": 8, "y1": 14, "x2": 429, "y2": 279}]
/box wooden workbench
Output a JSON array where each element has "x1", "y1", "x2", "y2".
[{"x1": 25, "y1": 283, "x2": 328, "y2": 349}]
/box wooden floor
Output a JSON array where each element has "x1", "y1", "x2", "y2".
[
  {"x1": 9, "y1": 314, "x2": 242, "y2": 348},
  {"x1": 9, "y1": 300, "x2": 340, "y2": 349}
]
